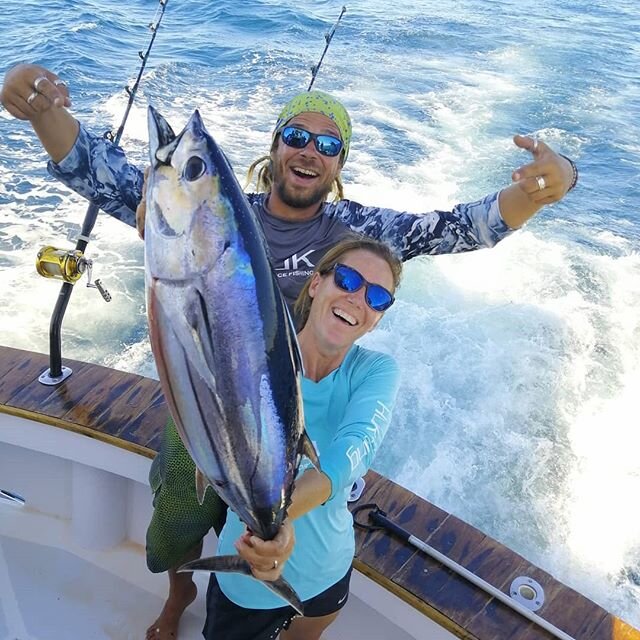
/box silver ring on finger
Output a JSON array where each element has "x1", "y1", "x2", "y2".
[
  {"x1": 27, "y1": 91, "x2": 39, "y2": 106},
  {"x1": 533, "y1": 139, "x2": 539, "y2": 152},
  {"x1": 33, "y1": 76, "x2": 47, "y2": 91},
  {"x1": 535, "y1": 175, "x2": 546, "y2": 191},
  {"x1": 272, "y1": 559, "x2": 278, "y2": 570},
  {"x1": 54, "y1": 79, "x2": 66, "y2": 87}
]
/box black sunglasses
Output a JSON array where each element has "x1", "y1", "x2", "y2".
[
  {"x1": 330, "y1": 263, "x2": 395, "y2": 312},
  {"x1": 280, "y1": 126, "x2": 343, "y2": 158}
]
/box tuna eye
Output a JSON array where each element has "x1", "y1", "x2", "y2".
[{"x1": 183, "y1": 156, "x2": 206, "y2": 181}]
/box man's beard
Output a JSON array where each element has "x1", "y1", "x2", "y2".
[{"x1": 272, "y1": 161, "x2": 335, "y2": 209}]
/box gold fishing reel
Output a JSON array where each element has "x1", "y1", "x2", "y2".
[
  {"x1": 36, "y1": 246, "x2": 86, "y2": 283},
  {"x1": 36, "y1": 245, "x2": 112, "y2": 302}
]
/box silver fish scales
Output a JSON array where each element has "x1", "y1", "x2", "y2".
[{"x1": 144, "y1": 107, "x2": 319, "y2": 613}]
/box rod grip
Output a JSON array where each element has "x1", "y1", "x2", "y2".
[{"x1": 369, "y1": 509, "x2": 412, "y2": 543}]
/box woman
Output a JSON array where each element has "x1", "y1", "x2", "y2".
[{"x1": 204, "y1": 236, "x2": 403, "y2": 640}]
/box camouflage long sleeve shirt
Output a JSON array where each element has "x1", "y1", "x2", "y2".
[{"x1": 48, "y1": 124, "x2": 514, "y2": 307}]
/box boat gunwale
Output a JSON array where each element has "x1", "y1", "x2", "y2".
[{"x1": 1, "y1": 345, "x2": 638, "y2": 640}]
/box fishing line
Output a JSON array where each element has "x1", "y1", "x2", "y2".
[{"x1": 37, "y1": 0, "x2": 170, "y2": 385}]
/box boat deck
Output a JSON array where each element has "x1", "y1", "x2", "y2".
[{"x1": 1, "y1": 345, "x2": 638, "y2": 640}]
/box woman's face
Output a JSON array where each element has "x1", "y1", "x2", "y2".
[{"x1": 307, "y1": 249, "x2": 395, "y2": 351}]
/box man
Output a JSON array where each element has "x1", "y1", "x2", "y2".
[{"x1": 1, "y1": 63, "x2": 577, "y2": 639}]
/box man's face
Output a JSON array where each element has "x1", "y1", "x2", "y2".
[{"x1": 271, "y1": 112, "x2": 343, "y2": 209}]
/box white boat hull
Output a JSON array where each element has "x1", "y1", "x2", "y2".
[{"x1": 0, "y1": 412, "x2": 452, "y2": 640}]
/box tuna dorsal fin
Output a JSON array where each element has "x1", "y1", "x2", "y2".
[
  {"x1": 301, "y1": 431, "x2": 321, "y2": 470},
  {"x1": 195, "y1": 467, "x2": 210, "y2": 506},
  {"x1": 147, "y1": 105, "x2": 176, "y2": 166},
  {"x1": 178, "y1": 554, "x2": 304, "y2": 615}
]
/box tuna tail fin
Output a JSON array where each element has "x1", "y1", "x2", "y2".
[
  {"x1": 178, "y1": 555, "x2": 304, "y2": 615},
  {"x1": 301, "y1": 431, "x2": 321, "y2": 470}
]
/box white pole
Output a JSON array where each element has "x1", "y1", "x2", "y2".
[
  {"x1": 370, "y1": 509, "x2": 576, "y2": 640},
  {"x1": 406, "y1": 532, "x2": 575, "y2": 640}
]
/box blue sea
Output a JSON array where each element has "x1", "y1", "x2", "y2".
[{"x1": 1, "y1": 0, "x2": 639, "y2": 629}]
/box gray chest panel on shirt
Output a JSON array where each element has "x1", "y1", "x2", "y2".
[{"x1": 248, "y1": 195, "x2": 353, "y2": 307}]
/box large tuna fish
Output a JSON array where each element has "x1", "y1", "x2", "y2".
[{"x1": 144, "y1": 106, "x2": 318, "y2": 613}]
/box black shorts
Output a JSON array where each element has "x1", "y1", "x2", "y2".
[{"x1": 203, "y1": 567, "x2": 352, "y2": 640}]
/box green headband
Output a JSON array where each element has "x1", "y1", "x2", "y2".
[{"x1": 273, "y1": 90, "x2": 352, "y2": 162}]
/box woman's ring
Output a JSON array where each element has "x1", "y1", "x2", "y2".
[
  {"x1": 272, "y1": 559, "x2": 279, "y2": 570},
  {"x1": 33, "y1": 76, "x2": 47, "y2": 91},
  {"x1": 26, "y1": 91, "x2": 39, "y2": 106},
  {"x1": 536, "y1": 176, "x2": 546, "y2": 191}
]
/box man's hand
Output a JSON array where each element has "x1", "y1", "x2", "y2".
[
  {"x1": 499, "y1": 135, "x2": 577, "y2": 228},
  {"x1": 1, "y1": 63, "x2": 71, "y2": 121},
  {"x1": 511, "y1": 135, "x2": 575, "y2": 206},
  {"x1": 1, "y1": 63, "x2": 78, "y2": 163},
  {"x1": 234, "y1": 520, "x2": 295, "y2": 582}
]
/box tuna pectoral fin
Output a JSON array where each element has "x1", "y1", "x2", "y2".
[
  {"x1": 302, "y1": 431, "x2": 321, "y2": 470},
  {"x1": 178, "y1": 555, "x2": 304, "y2": 615}
]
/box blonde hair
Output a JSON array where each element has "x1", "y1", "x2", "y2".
[{"x1": 294, "y1": 236, "x2": 403, "y2": 329}]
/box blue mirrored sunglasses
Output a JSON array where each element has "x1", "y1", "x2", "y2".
[
  {"x1": 331, "y1": 263, "x2": 395, "y2": 312},
  {"x1": 281, "y1": 126, "x2": 343, "y2": 158}
]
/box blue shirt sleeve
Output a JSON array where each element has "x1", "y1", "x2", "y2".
[
  {"x1": 47, "y1": 123, "x2": 143, "y2": 228},
  {"x1": 319, "y1": 353, "x2": 400, "y2": 500},
  {"x1": 327, "y1": 191, "x2": 513, "y2": 259}
]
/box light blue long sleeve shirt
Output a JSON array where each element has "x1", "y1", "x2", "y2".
[{"x1": 215, "y1": 344, "x2": 400, "y2": 609}]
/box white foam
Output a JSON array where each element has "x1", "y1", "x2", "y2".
[
  {"x1": 70, "y1": 22, "x2": 98, "y2": 33},
  {"x1": 364, "y1": 227, "x2": 640, "y2": 621}
]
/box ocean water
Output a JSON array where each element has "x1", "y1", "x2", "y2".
[{"x1": 1, "y1": 0, "x2": 639, "y2": 629}]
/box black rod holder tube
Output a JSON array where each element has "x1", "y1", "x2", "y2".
[{"x1": 48, "y1": 281, "x2": 74, "y2": 378}]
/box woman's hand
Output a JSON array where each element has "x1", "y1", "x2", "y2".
[
  {"x1": 234, "y1": 520, "x2": 295, "y2": 582},
  {"x1": 1, "y1": 63, "x2": 71, "y2": 121},
  {"x1": 1, "y1": 63, "x2": 78, "y2": 163}
]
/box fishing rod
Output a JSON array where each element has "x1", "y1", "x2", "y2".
[
  {"x1": 36, "y1": 0, "x2": 169, "y2": 385},
  {"x1": 307, "y1": 6, "x2": 347, "y2": 91}
]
